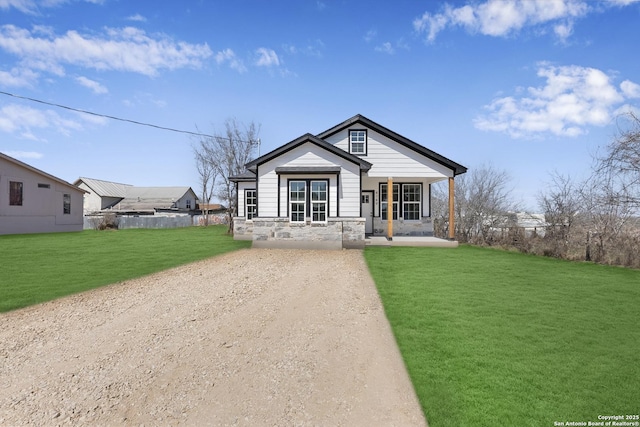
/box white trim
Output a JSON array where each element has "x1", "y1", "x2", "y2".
[
  {"x1": 289, "y1": 180, "x2": 306, "y2": 223},
  {"x1": 311, "y1": 180, "x2": 328, "y2": 223}
]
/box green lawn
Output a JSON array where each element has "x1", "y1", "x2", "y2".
[
  {"x1": 0, "y1": 226, "x2": 251, "y2": 312},
  {"x1": 365, "y1": 245, "x2": 640, "y2": 427}
]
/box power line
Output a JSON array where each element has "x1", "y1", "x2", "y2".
[{"x1": 0, "y1": 90, "x2": 215, "y2": 139}]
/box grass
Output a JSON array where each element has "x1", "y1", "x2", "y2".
[
  {"x1": 0, "y1": 226, "x2": 251, "y2": 312},
  {"x1": 365, "y1": 245, "x2": 640, "y2": 427}
]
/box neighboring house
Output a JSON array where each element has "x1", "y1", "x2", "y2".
[
  {"x1": 231, "y1": 114, "x2": 467, "y2": 249},
  {"x1": 497, "y1": 212, "x2": 548, "y2": 237},
  {"x1": 74, "y1": 177, "x2": 197, "y2": 214},
  {"x1": 0, "y1": 152, "x2": 86, "y2": 235}
]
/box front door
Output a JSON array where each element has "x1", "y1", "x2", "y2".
[{"x1": 361, "y1": 191, "x2": 374, "y2": 234}]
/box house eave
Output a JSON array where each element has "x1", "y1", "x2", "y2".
[{"x1": 1, "y1": 152, "x2": 88, "y2": 194}]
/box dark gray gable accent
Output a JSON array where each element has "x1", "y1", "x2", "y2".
[
  {"x1": 275, "y1": 166, "x2": 341, "y2": 174},
  {"x1": 316, "y1": 114, "x2": 467, "y2": 176},
  {"x1": 229, "y1": 169, "x2": 257, "y2": 182},
  {"x1": 245, "y1": 133, "x2": 371, "y2": 172}
]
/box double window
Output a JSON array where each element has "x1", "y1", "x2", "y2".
[
  {"x1": 381, "y1": 183, "x2": 422, "y2": 221},
  {"x1": 349, "y1": 130, "x2": 367, "y2": 155},
  {"x1": 245, "y1": 189, "x2": 257, "y2": 220},
  {"x1": 289, "y1": 180, "x2": 328, "y2": 223}
]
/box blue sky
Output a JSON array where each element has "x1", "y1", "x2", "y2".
[{"x1": 1, "y1": 0, "x2": 639, "y2": 209}]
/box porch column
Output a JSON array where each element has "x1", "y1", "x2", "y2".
[
  {"x1": 448, "y1": 177, "x2": 455, "y2": 240},
  {"x1": 387, "y1": 176, "x2": 393, "y2": 240}
]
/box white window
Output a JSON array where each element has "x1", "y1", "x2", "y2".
[
  {"x1": 349, "y1": 130, "x2": 366, "y2": 155},
  {"x1": 402, "y1": 184, "x2": 421, "y2": 220},
  {"x1": 186, "y1": 199, "x2": 192, "y2": 209},
  {"x1": 381, "y1": 183, "x2": 422, "y2": 220},
  {"x1": 245, "y1": 189, "x2": 257, "y2": 220},
  {"x1": 289, "y1": 181, "x2": 306, "y2": 223},
  {"x1": 380, "y1": 184, "x2": 398, "y2": 220},
  {"x1": 311, "y1": 181, "x2": 327, "y2": 223}
]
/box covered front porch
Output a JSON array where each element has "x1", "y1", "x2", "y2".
[{"x1": 362, "y1": 175, "x2": 458, "y2": 241}]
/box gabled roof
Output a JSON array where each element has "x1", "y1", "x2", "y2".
[
  {"x1": 316, "y1": 114, "x2": 467, "y2": 176},
  {"x1": 245, "y1": 133, "x2": 372, "y2": 172},
  {"x1": 125, "y1": 186, "x2": 194, "y2": 201},
  {"x1": 74, "y1": 177, "x2": 131, "y2": 198},
  {"x1": 1, "y1": 152, "x2": 87, "y2": 193},
  {"x1": 117, "y1": 187, "x2": 195, "y2": 211}
]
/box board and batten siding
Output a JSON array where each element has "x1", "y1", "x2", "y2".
[
  {"x1": 324, "y1": 129, "x2": 454, "y2": 179},
  {"x1": 256, "y1": 142, "x2": 361, "y2": 218}
]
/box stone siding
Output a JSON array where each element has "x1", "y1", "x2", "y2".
[
  {"x1": 233, "y1": 217, "x2": 365, "y2": 249},
  {"x1": 373, "y1": 217, "x2": 434, "y2": 237}
]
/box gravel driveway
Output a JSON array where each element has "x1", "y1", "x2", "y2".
[{"x1": 0, "y1": 248, "x2": 426, "y2": 426}]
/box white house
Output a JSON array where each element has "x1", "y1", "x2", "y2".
[
  {"x1": 231, "y1": 114, "x2": 467, "y2": 249},
  {"x1": 0, "y1": 152, "x2": 86, "y2": 235},
  {"x1": 74, "y1": 177, "x2": 197, "y2": 214}
]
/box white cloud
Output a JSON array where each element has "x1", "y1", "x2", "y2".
[
  {"x1": 0, "y1": 0, "x2": 102, "y2": 14},
  {"x1": 0, "y1": 25, "x2": 212, "y2": 78},
  {"x1": 0, "y1": 103, "x2": 84, "y2": 139},
  {"x1": 0, "y1": 0, "x2": 37, "y2": 13},
  {"x1": 75, "y1": 75, "x2": 108, "y2": 94},
  {"x1": 621, "y1": 80, "x2": 640, "y2": 98},
  {"x1": 282, "y1": 40, "x2": 324, "y2": 58},
  {"x1": 375, "y1": 42, "x2": 394, "y2": 54},
  {"x1": 474, "y1": 63, "x2": 638, "y2": 138},
  {"x1": 0, "y1": 66, "x2": 38, "y2": 87},
  {"x1": 374, "y1": 39, "x2": 409, "y2": 55},
  {"x1": 126, "y1": 14, "x2": 147, "y2": 22},
  {"x1": 1, "y1": 150, "x2": 43, "y2": 159},
  {"x1": 214, "y1": 48, "x2": 247, "y2": 73},
  {"x1": 607, "y1": 0, "x2": 640, "y2": 5},
  {"x1": 415, "y1": 0, "x2": 595, "y2": 42},
  {"x1": 255, "y1": 48, "x2": 280, "y2": 67},
  {"x1": 364, "y1": 30, "x2": 377, "y2": 43}
]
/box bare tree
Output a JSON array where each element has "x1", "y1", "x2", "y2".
[
  {"x1": 430, "y1": 183, "x2": 450, "y2": 238},
  {"x1": 193, "y1": 148, "x2": 217, "y2": 226},
  {"x1": 194, "y1": 118, "x2": 260, "y2": 232},
  {"x1": 600, "y1": 111, "x2": 640, "y2": 209},
  {"x1": 580, "y1": 169, "x2": 634, "y2": 263},
  {"x1": 453, "y1": 164, "x2": 517, "y2": 244},
  {"x1": 537, "y1": 171, "x2": 582, "y2": 257}
]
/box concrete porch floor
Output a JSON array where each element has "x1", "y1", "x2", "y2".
[{"x1": 365, "y1": 235, "x2": 459, "y2": 248}]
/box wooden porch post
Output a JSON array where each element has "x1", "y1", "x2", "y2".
[
  {"x1": 448, "y1": 177, "x2": 455, "y2": 240},
  {"x1": 387, "y1": 176, "x2": 393, "y2": 240}
]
